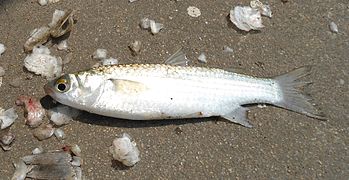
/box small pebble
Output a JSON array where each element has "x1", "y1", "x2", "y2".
[
  {"x1": 329, "y1": 22, "x2": 338, "y2": 33},
  {"x1": 0, "y1": 132, "x2": 15, "y2": 151},
  {"x1": 198, "y1": 53, "x2": 207, "y2": 63},
  {"x1": 9, "y1": 78, "x2": 22, "y2": 88},
  {"x1": 33, "y1": 124, "x2": 55, "y2": 141}
]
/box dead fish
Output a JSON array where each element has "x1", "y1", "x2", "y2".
[{"x1": 44, "y1": 49, "x2": 325, "y2": 127}]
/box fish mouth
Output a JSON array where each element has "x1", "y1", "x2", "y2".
[{"x1": 44, "y1": 83, "x2": 53, "y2": 95}]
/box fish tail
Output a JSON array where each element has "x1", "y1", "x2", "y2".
[{"x1": 273, "y1": 66, "x2": 326, "y2": 120}]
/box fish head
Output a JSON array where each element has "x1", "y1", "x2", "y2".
[{"x1": 44, "y1": 74, "x2": 83, "y2": 107}]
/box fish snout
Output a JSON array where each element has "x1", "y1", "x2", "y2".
[{"x1": 44, "y1": 83, "x2": 53, "y2": 95}]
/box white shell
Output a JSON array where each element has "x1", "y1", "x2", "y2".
[
  {"x1": 24, "y1": 46, "x2": 62, "y2": 78},
  {"x1": 0, "y1": 43, "x2": 5, "y2": 56},
  {"x1": 38, "y1": 0, "x2": 48, "y2": 6},
  {"x1": 71, "y1": 156, "x2": 81, "y2": 167},
  {"x1": 92, "y1": 49, "x2": 108, "y2": 60},
  {"x1": 109, "y1": 133, "x2": 140, "y2": 166},
  {"x1": 140, "y1": 18, "x2": 151, "y2": 29},
  {"x1": 49, "y1": 105, "x2": 80, "y2": 126},
  {"x1": 197, "y1": 53, "x2": 207, "y2": 63},
  {"x1": 230, "y1": 6, "x2": 264, "y2": 31},
  {"x1": 250, "y1": 0, "x2": 272, "y2": 18},
  {"x1": 54, "y1": 128, "x2": 65, "y2": 140},
  {"x1": 329, "y1": 22, "x2": 338, "y2": 33},
  {"x1": 0, "y1": 107, "x2": 18, "y2": 130},
  {"x1": 32, "y1": 147, "x2": 44, "y2": 154},
  {"x1": 187, "y1": 6, "x2": 201, "y2": 17},
  {"x1": 150, "y1": 20, "x2": 164, "y2": 34},
  {"x1": 49, "y1": 10, "x2": 66, "y2": 27},
  {"x1": 129, "y1": 41, "x2": 142, "y2": 55}
]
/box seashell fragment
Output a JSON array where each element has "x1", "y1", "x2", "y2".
[
  {"x1": 16, "y1": 95, "x2": 45, "y2": 128},
  {"x1": 92, "y1": 49, "x2": 108, "y2": 60},
  {"x1": 187, "y1": 6, "x2": 201, "y2": 17},
  {"x1": 109, "y1": 133, "x2": 140, "y2": 166},
  {"x1": 48, "y1": 105, "x2": 80, "y2": 126},
  {"x1": 197, "y1": 53, "x2": 207, "y2": 63},
  {"x1": 0, "y1": 43, "x2": 5, "y2": 56},
  {"x1": 0, "y1": 132, "x2": 15, "y2": 151},
  {"x1": 33, "y1": 124, "x2": 54, "y2": 141},
  {"x1": 230, "y1": 6, "x2": 264, "y2": 31},
  {"x1": 0, "y1": 107, "x2": 18, "y2": 130}
]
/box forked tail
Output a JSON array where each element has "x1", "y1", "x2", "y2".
[{"x1": 274, "y1": 66, "x2": 326, "y2": 120}]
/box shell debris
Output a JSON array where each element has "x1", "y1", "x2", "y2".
[
  {"x1": 0, "y1": 132, "x2": 15, "y2": 151},
  {"x1": 0, "y1": 43, "x2": 5, "y2": 56},
  {"x1": 329, "y1": 22, "x2": 338, "y2": 33},
  {"x1": 33, "y1": 124, "x2": 55, "y2": 141},
  {"x1": 48, "y1": 105, "x2": 80, "y2": 126},
  {"x1": 24, "y1": 46, "x2": 63, "y2": 79},
  {"x1": 54, "y1": 128, "x2": 65, "y2": 140},
  {"x1": 32, "y1": 147, "x2": 44, "y2": 155},
  {"x1": 92, "y1": 49, "x2": 108, "y2": 60},
  {"x1": 230, "y1": 6, "x2": 264, "y2": 31},
  {"x1": 129, "y1": 40, "x2": 142, "y2": 56},
  {"x1": 57, "y1": 40, "x2": 68, "y2": 51},
  {"x1": 101, "y1": 58, "x2": 118, "y2": 66},
  {"x1": 197, "y1": 53, "x2": 207, "y2": 63},
  {"x1": 223, "y1": 46, "x2": 234, "y2": 53},
  {"x1": 109, "y1": 133, "x2": 140, "y2": 167},
  {"x1": 140, "y1": 18, "x2": 164, "y2": 34},
  {"x1": 0, "y1": 107, "x2": 18, "y2": 130},
  {"x1": 187, "y1": 6, "x2": 201, "y2": 17},
  {"x1": 16, "y1": 95, "x2": 46, "y2": 128}
]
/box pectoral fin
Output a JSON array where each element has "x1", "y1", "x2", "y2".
[
  {"x1": 164, "y1": 48, "x2": 189, "y2": 66},
  {"x1": 222, "y1": 106, "x2": 252, "y2": 128},
  {"x1": 110, "y1": 79, "x2": 148, "y2": 94}
]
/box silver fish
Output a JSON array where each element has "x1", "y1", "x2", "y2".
[{"x1": 44, "y1": 50, "x2": 325, "y2": 127}]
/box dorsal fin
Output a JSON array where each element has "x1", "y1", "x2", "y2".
[{"x1": 164, "y1": 48, "x2": 189, "y2": 66}]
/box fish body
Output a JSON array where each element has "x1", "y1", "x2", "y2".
[{"x1": 44, "y1": 62, "x2": 324, "y2": 127}]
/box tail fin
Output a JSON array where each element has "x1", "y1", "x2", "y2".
[{"x1": 274, "y1": 66, "x2": 326, "y2": 120}]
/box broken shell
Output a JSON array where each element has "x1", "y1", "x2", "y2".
[
  {"x1": 57, "y1": 40, "x2": 68, "y2": 51},
  {"x1": 71, "y1": 156, "x2": 81, "y2": 167},
  {"x1": 329, "y1": 22, "x2": 338, "y2": 33},
  {"x1": 230, "y1": 6, "x2": 264, "y2": 31},
  {"x1": 33, "y1": 124, "x2": 54, "y2": 141},
  {"x1": 197, "y1": 53, "x2": 207, "y2": 63},
  {"x1": 71, "y1": 144, "x2": 81, "y2": 156},
  {"x1": 54, "y1": 128, "x2": 65, "y2": 140},
  {"x1": 24, "y1": 46, "x2": 63, "y2": 79},
  {"x1": 101, "y1": 58, "x2": 118, "y2": 66},
  {"x1": 140, "y1": 18, "x2": 151, "y2": 29},
  {"x1": 49, "y1": 9, "x2": 74, "y2": 38},
  {"x1": 250, "y1": 0, "x2": 272, "y2": 18},
  {"x1": 0, "y1": 132, "x2": 15, "y2": 151},
  {"x1": 109, "y1": 133, "x2": 140, "y2": 166},
  {"x1": 48, "y1": 105, "x2": 80, "y2": 126},
  {"x1": 223, "y1": 46, "x2": 234, "y2": 53},
  {"x1": 16, "y1": 95, "x2": 45, "y2": 128},
  {"x1": 32, "y1": 147, "x2": 44, "y2": 155},
  {"x1": 129, "y1": 40, "x2": 142, "y2": 56},
  {"x1": 24, "y1": 27, "x2": 51, "y2": 53},
  {"x1": 187, "y1": 6, "x2": 201, "y2": 17},
  {"x1": 92, "y1": 49, "x2": 107, "y2": 60},
  {"x1": 0, "y1": 107, "x2": 18, "y2": 130},
  {"x1": 0, "y1": 43, "x2": 5, "y2": 56},
  {"x1": 11, "y1": 159, "x2": 27, "y2": 180},
  {"x1": 149, "y1": 20, "x2": 164, "y2": 34}
]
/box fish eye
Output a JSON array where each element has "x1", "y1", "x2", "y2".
[{"x1": 55, "y1": 78, "x2": 70, "y2": 92}]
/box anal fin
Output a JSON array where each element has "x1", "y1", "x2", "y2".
[{"x1": 222, "y1": 106, "x2": 252, "y2": 128}]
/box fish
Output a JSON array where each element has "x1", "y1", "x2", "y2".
[{"x1": 44, "y1": 49, "x2": 325, "y2": 127}]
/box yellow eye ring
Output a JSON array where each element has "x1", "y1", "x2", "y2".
[{"x1": 55, "y1": 78, "x2": 70, "y2": 92}]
